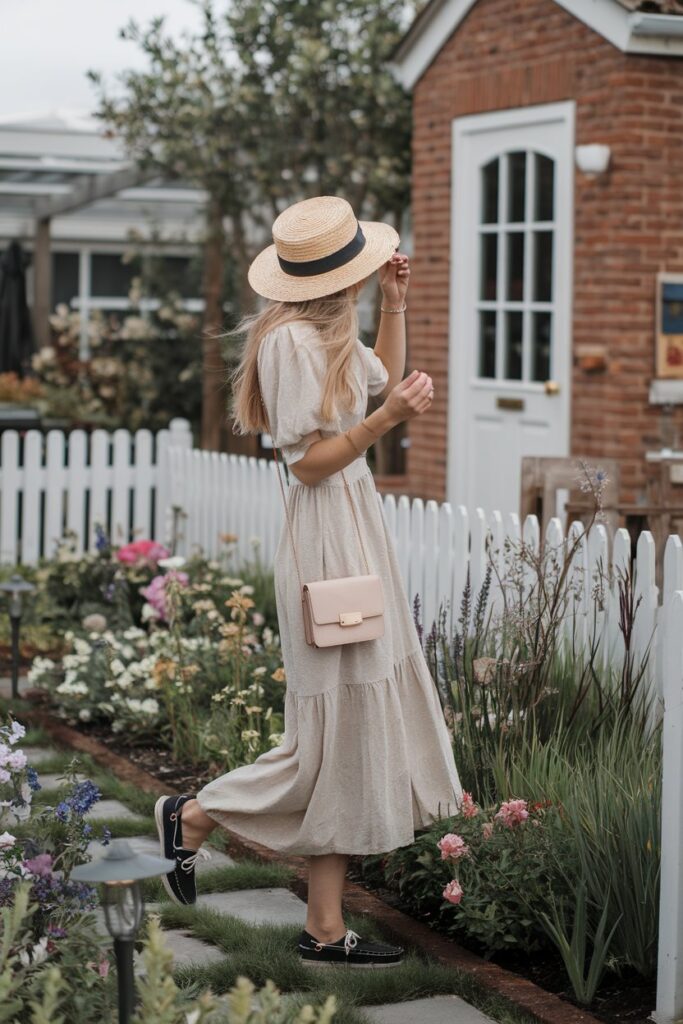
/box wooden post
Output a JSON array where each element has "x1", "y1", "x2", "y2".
[
  {"x1": 33, "y1": 217, "x2": 52, "y2": 349},
  {"x1": 655, "y1": 589, "x2": 683, "y2": 1023}
]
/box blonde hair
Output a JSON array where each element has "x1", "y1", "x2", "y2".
[{"x1": 230, "y1": 287, "x2": 362, "y2": 437}]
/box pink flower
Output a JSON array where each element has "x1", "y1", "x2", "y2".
[
  {"x1": 139, "y1": 571, "x2": 189, "y2": 621},
  {"x1": 23, "y1": 853, "x2": 53, "y2": 877},
  {"x1": 482, "y1": 822, "x2": 494, "y2": 840},
  {"x1": 437, "y1": 833, "x2": 470, "y2": 862},
  {"x1": 117, "y1": 540, "x2": 170, "y2": 567},
  {"x1": 98, "y1": 957, "x2": 110, "y2": 978},
  {"x1": 443, "y1": 879, "x2": 463, "y2": 905},
  {"x1": 7, "y1": 750, "x2": 27, "y2": 772},
  {"x1": 460, "y1": 791, "x2": 479, "y2": 818},
  {"x1": 494, "y1": 798, "x2": 529, "y2": 829},
  {"x1": 252, "y1": 611, "x2": 265, "y2": 627}
]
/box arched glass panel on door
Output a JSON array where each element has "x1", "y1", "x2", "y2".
[{"x1": 477, "y1": 151, "x2": 555, "y2": 382}]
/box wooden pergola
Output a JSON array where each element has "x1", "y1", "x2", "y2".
[{"x1": 30, "y1": 164, "x2": 152, "y2": 348}]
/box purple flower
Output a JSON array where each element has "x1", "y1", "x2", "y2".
[
  {"x1": 69, "y1": 780, "x2": 101, "y2": 816},
  {"x1": 94, "y1": 524, "x2": 110, "y2": 554},
  {"x1": 26, "y1": 767, "x2": 41, "y2": 792},
  {"x1": 23, "y1": 854, "x2": 53, "y2": 878},
  {"x1": 101, "y1": 827, "x2": 111, "y2": 847},
  {"x1": 55, "y1": 801, "x2": 70, "y2": 823}
]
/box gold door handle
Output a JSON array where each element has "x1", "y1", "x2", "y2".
[{"x1": 544, "y1": 380, "x2": 560, "y2": 395}]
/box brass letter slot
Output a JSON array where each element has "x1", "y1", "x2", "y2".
[
  {"x1": 339, "y1": 611, "x2": 363, "y2": 626},
  {"x1": 496, "y1": 396, "x2": 525, "y2": 412}
]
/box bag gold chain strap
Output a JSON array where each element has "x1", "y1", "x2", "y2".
[{"x1": 256, "y1": 374, "x2": 372, "y2": 589}]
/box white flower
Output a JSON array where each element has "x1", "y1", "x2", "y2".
[
  {"x1": 252, "y1": 666, "x2": 267, "y2": 677},
  {"x1": 110, "y1": 659, "x2": 125, "y2": 676},
  {"x1": 140, "y1": 698, "x2": 159, "y2": 715},
  {"x1": 74, "y1": 638, "x2": 92, "y2": 657},
  {"x1": 8, "y1": 721, "x2": 25, "y2": 745},
  {"x1": 158, "y1": 556, "x2": 186, "y2": 571},
  {"x1": 239, "y1": 584, "x2": 255, "y2": 595},
  {"x1": 78, "y1": 709, "x2": 92, "y2": 722},
  {"x1": 141, "y1": 602, "x2": 161, "y2": 622},
  {"x1": 0, "y1": 831, "x2": 16, "y2": 850}
]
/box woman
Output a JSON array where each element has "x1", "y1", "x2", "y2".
[{"x1": 155, "y1": 195, "x2": 464, "y2": 969}]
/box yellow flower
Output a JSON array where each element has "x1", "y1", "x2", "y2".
[
  {"x1": 245, "y1": 706, "x2": 263, "y2": 714},
  {"x1": 271, "y1": 667, "x2": 286, "y2": 683}
]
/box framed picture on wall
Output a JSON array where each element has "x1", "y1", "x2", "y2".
[{"x1": 656, "y1": 273, "x2": 683, "y2": 379}]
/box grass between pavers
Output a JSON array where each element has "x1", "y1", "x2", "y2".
[{"x1": 159, "y1": 904, "x2": 537, "y2": 1024}]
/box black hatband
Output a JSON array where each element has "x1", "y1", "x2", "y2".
[{"x1": 277, "y1": 222, "x2": 366, "y2": 277}]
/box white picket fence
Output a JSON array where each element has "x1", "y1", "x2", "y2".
[{"x1": 0, "y1": 418, "x2": 193, "y2": 563}]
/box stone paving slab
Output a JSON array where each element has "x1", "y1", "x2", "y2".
[
  {"x1": 85, "y1": 798, "x2": 139, "y2": 822},
  {"x1": 36, "y1": 772, "x2": 86, "y2": 791},
  {"x1": 158, "y1": 929, "x2": 225, "y2": 967},
  {"x1": 362, "y1": 995, "x2": 496, "y2": 1024},
  {"x1": 86, "y1": 835, "x2": 235, "y2": 873},
  {"x1": 196, "y1": 887, "x2": 307, "y2": 927},
  {"x1": 21, "y1": 746, "x2": 59, "y2": 766}
]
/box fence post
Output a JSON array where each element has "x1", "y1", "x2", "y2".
[
  {"x1": 155, "y1": 418, "x2": 193, "y2": 544},
  {"x1": 655, "y1": 589, "x2": 683, "y2": 1024}
]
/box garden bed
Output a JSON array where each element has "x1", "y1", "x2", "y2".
[{"x1": 26, "y1": 700, "x2": 650, "y2": 1024}]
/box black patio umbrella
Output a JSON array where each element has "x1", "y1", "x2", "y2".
[{"x1": 0, "y1": 240, "x2": 34, "y2": 376}]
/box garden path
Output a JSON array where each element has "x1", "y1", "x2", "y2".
[{"x1": 29, "y1": 735, "x2": 501, "y2": 1024}]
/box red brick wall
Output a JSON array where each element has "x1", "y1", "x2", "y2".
[{"x1": 403, "y1": 0, "x2": 683, "y2": 505}]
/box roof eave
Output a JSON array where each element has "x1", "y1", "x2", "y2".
[{"x1": 390, "y1": 0, "x2": 683, "y2": 91}]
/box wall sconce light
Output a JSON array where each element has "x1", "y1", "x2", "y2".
[{"x1": 575, "y1": 144, "x2": 611, "y2": 177}]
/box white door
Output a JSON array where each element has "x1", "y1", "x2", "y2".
[{"x1": 448, "y1": 102, "x2": 575, "y2": 515}]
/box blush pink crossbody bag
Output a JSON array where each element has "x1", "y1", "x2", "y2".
[{"x1": 258, "y1": 382, "x2": 385, "y2": 649}]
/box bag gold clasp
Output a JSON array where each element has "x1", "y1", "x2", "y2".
[{"x1": 339, "y1": 611, "x2": 363, "y2": 626}]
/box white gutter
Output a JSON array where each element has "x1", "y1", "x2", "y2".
[{"x1": 630, "y1": 11, "x2": 683, "y2": 37}]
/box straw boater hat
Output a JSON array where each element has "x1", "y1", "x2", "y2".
[{"x1": 248, "y1": 195, "x2": 400, "y2": 302}]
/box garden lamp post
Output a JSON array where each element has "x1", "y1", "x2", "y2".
[
  {"x1": 0, "y1": 574, "x2": 35, "y2": 700},
  {"x1": 72, "y1": 838, "x2": 175, "y2": 1024}
]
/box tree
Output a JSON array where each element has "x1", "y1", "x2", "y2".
[{"x1": 88, "y1": 0, "x2": 416, "y2": 453}]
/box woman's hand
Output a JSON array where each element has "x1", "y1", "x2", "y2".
[
  {"x1": 378, "y1": 252, "x2": 410, "y2": 308},
  {"x1": 381, "y1": 369, "x2": 434, "y2": 426}
]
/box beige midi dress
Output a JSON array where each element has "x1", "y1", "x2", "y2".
[{"x1": 196, "y1": 320, "x2": 464, "y2": 856}]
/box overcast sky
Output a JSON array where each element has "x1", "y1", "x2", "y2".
[{"x1": 0, "y1": 0, "x2": 205, "y2": 118}]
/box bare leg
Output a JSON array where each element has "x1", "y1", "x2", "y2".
[
  {"x1": 305, "y1": 853, "x2": 350, "y2": 943},
  {"x1": 179, "y1": 799, "x2": 216, "y2": 850}
]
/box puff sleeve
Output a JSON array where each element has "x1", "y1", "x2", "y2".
[
  {"x1": 257, "y1": 324, "x2": 329, "y2": 465},
  {"x1": 356, "y1": 339, "x2": 389, "y2": 397}
]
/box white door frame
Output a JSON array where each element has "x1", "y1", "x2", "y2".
[{"x1": 447, "y1": 100, "x2": 576, "y2": 511}]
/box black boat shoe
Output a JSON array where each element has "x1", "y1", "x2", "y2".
[
  {"x1": 298, "y1": 927, "x2": 404, "y2": 969},
  {"x1": 154, "y1": 794, "x2": 208, "y2": 906}
]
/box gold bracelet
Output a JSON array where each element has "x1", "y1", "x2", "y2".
[
  {"x1": 357, "y1": 417, "x2": 379, "y2": 441},
  {"x1": 343, "y1": 429, "x2": 365, "y2": 457},
  {"x1": 380, "y1": 302, "x2": 407, "y2": 314}
]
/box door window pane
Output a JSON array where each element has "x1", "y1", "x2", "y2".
[
  {"x1": 506, "y1": 233, "x2": 525, "y2": 301},
  {"x1": 507, "y1": 152, "x2": 526, "y2": 223},
  {"x1": 505, "y1": 312, "x2": 523, "y2": 380},
  {"x1": 91, "y1": 253, "x2": 135, "y2": 298},
  {"x1": 482, "y1": 159, "x2": 499, "y2": 224},
  {"x1": 535, "y1": 155, "x2": 554, "y2": 221},
  {"x1": 479, "y1": 311, "x2": 497, "y2": 378},
  {"x1": 532, "y1": 312, "x2": 552, "y2": 381},
  {"x1": 52, "y1": 252, "x2": 79, "y2": 308},
  {"x1": 533, "y1": 231, "x2": 553, "y2": 302},
  {"x1": 476, "y1": 148, "x2": 556, "y2": 383},
  {"x1": 480, "y1": 234, "x2": 498, "y2": 301}
]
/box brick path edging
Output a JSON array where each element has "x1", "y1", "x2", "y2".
[{"x1": 25, "y1": 708, "x2": 603, "y2": 1024}]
